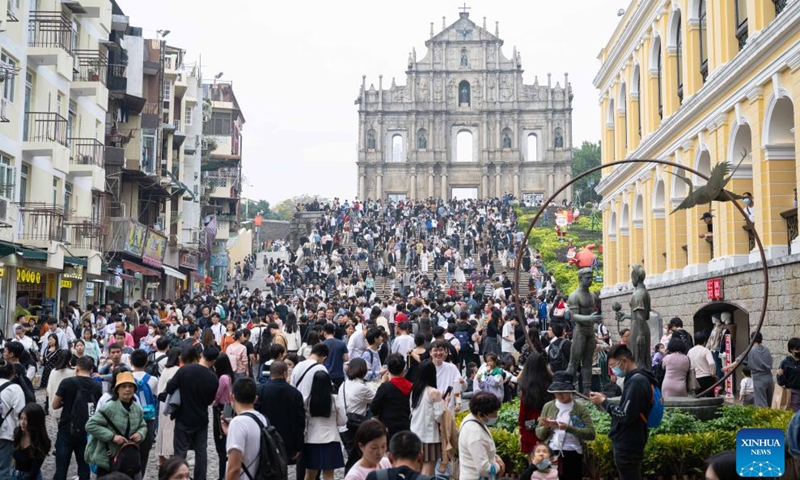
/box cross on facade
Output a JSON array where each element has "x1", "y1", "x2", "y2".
[{"x1": 459, "y1": 3, "x2": 471, "y2": 14}]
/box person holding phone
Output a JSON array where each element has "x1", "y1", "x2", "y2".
[
  {"x1": 534, "y1": 371, "x2": 596, "y2": 479},
  {"x1": 409, "y1": 361, "x2": 445, "y2": 476}
]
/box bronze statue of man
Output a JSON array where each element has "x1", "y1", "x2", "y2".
[
  {"x1": 566, "y1": 267, "x2": 603, "y2": 392},
  {"x1": 615, "y1": 264, "x2": 651, "y2": 371}
]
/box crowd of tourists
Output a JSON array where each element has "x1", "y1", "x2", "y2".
[{"x1": 0, "y1": 196, "x2": 795, "y2": 480}]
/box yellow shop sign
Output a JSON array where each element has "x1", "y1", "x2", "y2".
[{"x1": 17, "y1": 268, "x2": 42, "y2": 284}]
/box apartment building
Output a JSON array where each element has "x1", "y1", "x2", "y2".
[
  {"x1": 595, "y1": 0, "x2": 799, "y2": 363},
  {"x1": 0, "y1": 0, "x2": 111, "y2": 331},
  {"x1": 201, "y1": 80, "x2": 244, "y2": 292}
]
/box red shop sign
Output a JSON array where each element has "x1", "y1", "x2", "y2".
[{"x1": 707, "y1": 278, "x2": 723, "y2": 300}]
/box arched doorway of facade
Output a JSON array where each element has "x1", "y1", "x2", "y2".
[{"x1": 692, "y1": 302, "x2": 750, "y2": 394}]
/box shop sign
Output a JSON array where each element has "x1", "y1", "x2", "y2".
[
  {"x1": 179, "y1": 250, "x2": 199, "y2": 270},
  {"x1": 17, "y1": 268, "x2": 42, "y2": 284},
  {"x1": 63, "y1": 266, "x2": 84, "y2": 280},
  {"x1": 60, "y1": 279, "x2": 73, "y2": 289},
  {"x1": 124, "y1": 220, "x2": 147, "y2": 257},
  {"x1": 85, "y1": 282, "x2": 95, "y2": 297},
  {"x1": 142, "y1": 229, "x2": 167, "y2": 266},
  {"x1": 706, "y1": 278, "x2": 723, "y2": 300},
  {"x1": 46, "y1": 274, "x2": 56, "y2": 299}
]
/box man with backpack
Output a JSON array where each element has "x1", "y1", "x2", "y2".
[
  {"x1": 546, "y1": 324, "x2": 571, "y2": 374},
  {"x1": 0, "y1": 358, "x2": 25, "y2": 480},
  {"x1": 223, "y1": 377, "x2": 286, "y2": 480},
  {"x1": 131, "y1": 349, "x2": 159, "y2": 477},
  {"x1": 590, "y1": 345, "x2": 659, "y2": 480},
  {"x1": 52, "y1": 356, "x2": 102, "y2": 480}
]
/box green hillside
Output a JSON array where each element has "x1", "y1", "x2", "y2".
[{"x1": 517, "y1": 208, "x2": 604, "y2": 295}]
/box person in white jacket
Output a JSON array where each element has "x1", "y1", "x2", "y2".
[
  {"x1": 409, "y1": 361, "x2": 445, "y2": 476},
  {"x1": 304, "y1": 370, "x2": 346, "y2": 480},
  {"x1": 458, "y1": 392, "x2": 505, "y2": 480}
]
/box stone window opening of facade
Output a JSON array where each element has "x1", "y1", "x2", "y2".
[
  {"x1": 456, "y1": 130, "x2": 473, "y2": 162},
  {"x1": 391, "y1": 134, "x2": 404, "y2": 162},
  {"x1": 554, "y1": 127, "x2": 564, "y2": 148},
  {"x1": 735, "y1": 0, "x2": 748, "y2": 50},
  {"x1": 526, "y1": 134, "x2": 538, "y2": 161},
  {"x1": 417, "y1": 129, "x2": 427, "y2": 150},
  {"x1": 698, "y1": 0, "x2": 708, "y2": 82},
  {"x1": 459, "y1": 80, "x2": 471, "y2": 106}
]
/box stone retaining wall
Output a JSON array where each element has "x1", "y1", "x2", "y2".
[{"x1": 600, "y1": 253, "x2": 800, "y2": 370}]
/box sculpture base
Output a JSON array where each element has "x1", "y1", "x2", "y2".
[{"x1": 605, "y1": 395, "x2": 725, "y2": 421}]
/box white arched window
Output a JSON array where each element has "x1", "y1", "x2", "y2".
[
  {"x1": 391, "y1": 134, "x2": 404, "y2": 162},
  {"x1": 456, "y1": 131, "x2": 473, "y2": 162},
  {"x1": 527, "y1": 134, "x2": 538, "y2": 161}
]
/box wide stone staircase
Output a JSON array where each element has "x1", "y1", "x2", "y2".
[{"x1": 341, "y1": 240, "x2": 533, "y2": 301}]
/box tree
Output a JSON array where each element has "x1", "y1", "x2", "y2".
[
  {"x1": 241, "y1": 199, "x2": 284, "y2": 221},
  {"x1": 273, "y1": 194, "x2": 330, "y2": 219},
  {"x1": 571, "y1": 141, "x2": 602, "y2": 205}
]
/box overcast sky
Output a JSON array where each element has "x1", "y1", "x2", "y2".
[{"x1": 117, "y1": 0, "x2": 623, "y2": 204}]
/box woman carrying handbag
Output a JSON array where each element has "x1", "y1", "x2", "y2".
[{"x1": 85, "y1": 371, "x2": 148, "y2": 478}]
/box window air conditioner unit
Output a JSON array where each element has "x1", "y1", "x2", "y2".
[{"x1": 0, "y1": 98, "x2": 8, "y2": 122}]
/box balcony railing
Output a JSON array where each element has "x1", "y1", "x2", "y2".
[
  {"x1": 142, "y1": 103, "x2": 158, "y2": 115},
  {"x1": 65, "y1": 216, "x2": 103, "y2": 250},
  {"x1": 23, "y1": 112, "x2": 68, "y2": 146},
  {"x1": 28, "y1": 12, "x2": 74, "y2": 54},
  {"x1": 775, "y1": 0, "x2": 787, "y2": 15},
  {"x1": 107, "y1": 63, "x2": 127, "y2": 92},
  {"x1": 73, "y1": 50, "x2": 107, "y2": 85},
  {"x1": 781, "y1": 208, "x2": 798, "y2": 250},
  {"x1": 16, "y1": 203, "x2": 67, "y2": 243},
  {"x1": 69, "y1": 138, "x2": 105, "y2": 167}
]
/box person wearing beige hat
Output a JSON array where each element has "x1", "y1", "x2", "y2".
[{"x1": 84, "y1": 370, "x2": 148, "y2": 477}]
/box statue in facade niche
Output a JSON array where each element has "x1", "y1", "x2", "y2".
[
  {"x1": 566, "y1": 268, "x2": 603, "y2": 393},
  {"x1": 502, "y1": 131, "x2": 512, "y2": 149},
  {"x1": 418, "y1": 130, "x2": 427, "y2": 150},
  {"x1": 367, "y1": 130, "x2": 376, "y2": 150},
  {"x1": 461, "y1": 49, "x2": 468, "y2": 67},
  {"x1": 614, "y1": 264, "x2": 651, "y2": 371},
  {"x1": 554, "y1": 128, "x2": 564, "y2": 148},
  {"x1": 460, "y1": 84, "x2": 470, "y2": 104}
]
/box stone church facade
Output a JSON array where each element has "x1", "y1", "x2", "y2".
[{"x1": 355, "y1": 10, "x2": 574, "y2": 202}]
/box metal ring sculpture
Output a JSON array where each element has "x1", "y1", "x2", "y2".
[{"x1": 513, "y1": 158, "x2": 769, "y2": 398}]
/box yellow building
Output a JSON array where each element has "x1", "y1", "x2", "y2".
[{"x1": 595, "y1": 0, "x2": 800, "y2": 357}]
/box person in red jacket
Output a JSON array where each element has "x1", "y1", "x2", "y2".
[{"x1": 517, "y1": 352, "x2": 552, "y2": 459}]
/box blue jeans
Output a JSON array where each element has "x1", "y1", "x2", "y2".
[
  {"x1": 0, "y1": 439, "x2": 12, "y2": 480},
  {"x1": 54, "y1": 428, "x2": 90, "y2": 480},
  {"x1": 12, "y1": 470, "x2": 43, "y2": 480}
]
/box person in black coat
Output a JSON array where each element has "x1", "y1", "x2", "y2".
[
  {"x1": 255, "y1": 360, "x2": 305, "y2": 464},
  {"x1": 370, "y1": 354, "x2": 412, "y2": 442}
]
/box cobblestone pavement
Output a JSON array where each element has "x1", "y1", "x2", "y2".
[{"x1": 40, "y1": 253, "x2": 345, "y2": 479}]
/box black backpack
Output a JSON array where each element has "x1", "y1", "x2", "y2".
[
  {"x1": 99, "y1": 410, "x2": 142, "y2": 477},
  {"x1": 547, "y1": 339, "x2": 567, "y2": 373},
  {"x1": 241, "y1": 412, "x2": 289, "y2": 480},
  {"x1": 146, "y1": 354, "x2": 167, "y2": 378},
  {"x1": 448, "y1": 261, "x2": 455, "y2": 273},
  {"x1": 69, "y1": 381, "x2": 98, "y2": 437}
]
